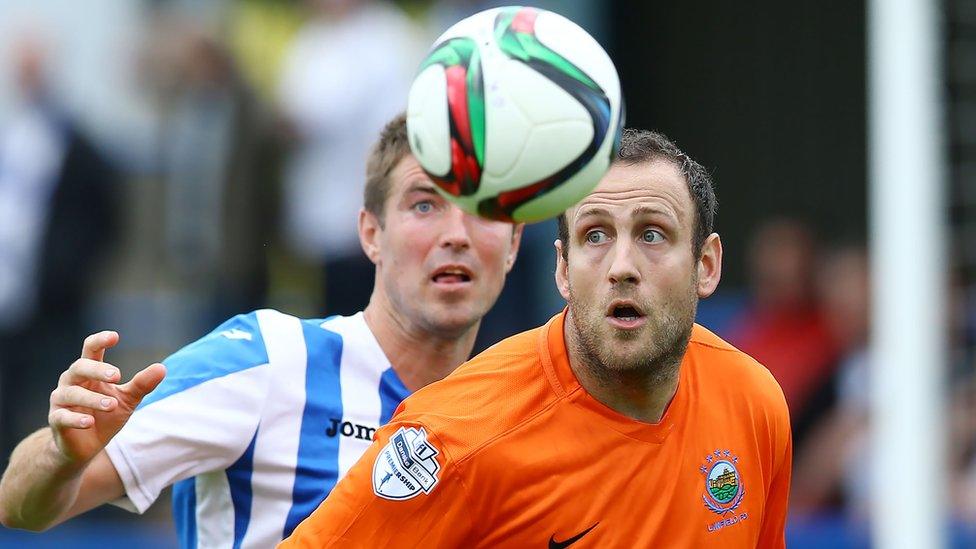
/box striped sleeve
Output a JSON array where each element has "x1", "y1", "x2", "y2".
[{"x1": 105, "y1": 310, "x2": 274, "y2": 513}]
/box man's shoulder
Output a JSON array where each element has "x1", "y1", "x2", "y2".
[
  {"x1": 141, "y1": 309, "x2": 294, "y2": 408},
  {"x1": 170, "y1": 309, "x2": 375, "y2": 360},
  {"x1": 164, "y1": 310, "x2": 276, "y2": 371},
  {"x1": 687, "y1": 324, "x2": 787, "y2": 408},
  {"x1": 390, "y1": 325, "x2": 555, "y2": 463},
  {"x1": 162, "y1": 308, "x2": 386, "y2": 382},
  {"x1": 688, "y1": 323, "x2": 745, "y2": 354},
  {"x1": 136, "y1": 308, "x2": 361, "y2": 412}
]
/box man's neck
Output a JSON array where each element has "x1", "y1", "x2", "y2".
[
  {"x1": 564, "y1": 311, "x2": 681, "y2": 424},
  {"x1": 363, "y1": 301, "x2": 478, "y2": 392}
]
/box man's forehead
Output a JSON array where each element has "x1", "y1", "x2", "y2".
[
  {"x1": 390, "y1": 155, "x2": 435, "y2": 194},
  {"x1": 567, "y1": 160, "x2": 691, "y2": 221}
]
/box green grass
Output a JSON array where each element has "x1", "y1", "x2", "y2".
[{"x1": 709, "y1": 483, "x2": 738, "y2": 502}]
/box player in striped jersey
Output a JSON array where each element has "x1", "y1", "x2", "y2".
[{"x1": 0, "y1": 114, "x2": 524, "y2": 548}]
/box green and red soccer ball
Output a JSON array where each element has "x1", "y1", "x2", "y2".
[{"x1": 407, "y1": 6, "x2": 625, "y2": 223}]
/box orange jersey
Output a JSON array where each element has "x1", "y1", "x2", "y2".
[{"x1": 281, "y1": 310, "x2": 792, "y2": 548}]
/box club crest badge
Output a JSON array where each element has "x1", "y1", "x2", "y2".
[
  {"x1": 372, "y1": 426, "x2": 441, "y2": 500},
  {"x1": 699, "y1": 449, "x2": 745, "y2": 515}
]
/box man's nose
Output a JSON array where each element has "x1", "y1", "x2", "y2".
[
  {"x1": 607, "y1": 239, "x2": 641, "y2": 285},
  {"x1": 438, "y1": 206, "x2": 472, "y2": 251}
]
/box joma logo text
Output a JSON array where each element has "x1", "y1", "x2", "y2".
[{"x1": 326, "y1": 418, "x2": 376, "y2": 441}]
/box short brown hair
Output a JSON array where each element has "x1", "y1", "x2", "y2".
[
  {"x1": 557, "y1": 128, "x2": 717, "y2": 259},
  {"x1": 363, "y1": 113, "x2": 412, "y2": 226}
]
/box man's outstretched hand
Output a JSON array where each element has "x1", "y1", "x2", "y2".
[{"x1": 47, "y1": 331, "x2": 166, "y2": 466}]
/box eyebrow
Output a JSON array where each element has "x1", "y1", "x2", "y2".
[
  {"x1": 574, "y1": 207, "x2": 612, "y2": 223},
  {"x1": 632, "y1": 205, "x2": 679, "y2": 223},
  {"x1": 574, "y1": 205, "x2": 678, "y2": 224},
  {"x1": 403, "y1": 183, "x2": 440, "y2": 196}
]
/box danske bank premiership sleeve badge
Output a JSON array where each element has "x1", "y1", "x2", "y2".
[{"x1": 372, "y1": 426, "x2": 442, "y2": 500}]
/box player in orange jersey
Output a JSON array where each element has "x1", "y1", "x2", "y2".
[{"x1": 280, "y1": 129, "x2": 792, "y2": 548}]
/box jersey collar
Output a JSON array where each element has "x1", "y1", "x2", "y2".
[{"x1": 539, "y1": 308, "x2": 687, "y2": 444}]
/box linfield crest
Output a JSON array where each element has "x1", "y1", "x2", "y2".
[{"x1": 699, "y1": 449, "x2": 745, "y2": 515}]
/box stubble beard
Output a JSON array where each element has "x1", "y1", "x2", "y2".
[
  {"x1": 383, "y1": 275, "x2": 480, "y2": 340},
  {"x1": 567, "y1": 282, "x2": 698, "y2": 388}
]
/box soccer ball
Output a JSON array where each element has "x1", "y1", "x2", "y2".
[{"x1": 406, "y1": 6, "x2": 624, "y2": 223}]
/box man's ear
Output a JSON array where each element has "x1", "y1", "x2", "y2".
[
  {"x1": 359, "y1": 208, "x2": 382, "y2": 265},
  {"x1": 696, "y1": 233, "x2": 722, "y2": 298},
  {"x1": 554, "y1": 239, "x2": 570, "y2": 301},
  {"x1": 504, "y1": 223, "x2": 525, "y2": 273}
]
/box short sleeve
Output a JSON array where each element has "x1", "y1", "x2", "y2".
[
  {"x1": 105, "y1": 312, "x2": 273, "y2": 513},
  {"x1": 279, "y1": 421, "x2": 475, "y2": 547},
  {"x1": 757, "y1": 390, "x2": 793, "y2": 548}
]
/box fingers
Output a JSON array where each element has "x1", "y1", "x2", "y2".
[
  {"x1": 49, "y1": 408, "x2": 95, "y2": 430},
  {"x1": 121, "y1": 363, "x2": 166, "y2": 402},
  {"x1": 60, "y1": 358, "x2": 120, "y2": 386},
  {"x1": 80, "y1": 331, "x2": 119, "y2": 362},
  {"x1": 50, "y1": 384, "x2": 117, "y2": 412},
  {"x1": 49, "y1": 357, "x2": 120, "y2": 433}
]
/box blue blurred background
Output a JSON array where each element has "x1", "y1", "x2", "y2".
[{"x1": 0, "y1": 0, "x2": 973, "y2": 546}]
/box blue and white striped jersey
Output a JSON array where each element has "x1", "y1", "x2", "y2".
[{"x1": 105, "y1": 309, "x2": 411, "y2": 549}]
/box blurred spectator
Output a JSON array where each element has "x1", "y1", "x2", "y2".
[
  {"x1": 0, "y1": 34, "x2": 120, "y2": 456},
  {"x1": 792, "y1": 247, "x2": 976, "y2": 526},
  {"x1": 142, "y1": 16, "x2": 282, "y2": 330},
  {"x1": 950, "y1": 374, "x2": 976, "y2": 524},
  {"x1": 277, "y1": 0, "x2": 420, "y2": 315},
  {"x1": 790, "y1": 245, "x2": 870, "y2": 516},
  {"x1": 949, "y1": 273, "x2": 976, "y2": 525},
  {"x1": 727, "y1": 218, "x2": 838, "y2": 443}
]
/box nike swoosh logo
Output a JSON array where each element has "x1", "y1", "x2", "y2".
[{"x1": 549, "y1": 522, "x2": 599, "y2": 549}]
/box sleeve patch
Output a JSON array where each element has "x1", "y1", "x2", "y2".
[{"x1": 372, "y1": 426, "x2": 441, "y2": 500}]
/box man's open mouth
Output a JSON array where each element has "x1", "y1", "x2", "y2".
[
  {"x1": 606, "y1": 301, "x2": 646, "y2": 325},
  {"x1": 431, "y1": 266, "x2": 473, "y2": 284},
  {"x1": 612, "y1": 305, "x2": 641, "y2": 321}
]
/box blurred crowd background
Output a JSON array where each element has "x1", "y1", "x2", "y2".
[{"x1": 0, "y1": 0, "x2": 973, "y2": 547}]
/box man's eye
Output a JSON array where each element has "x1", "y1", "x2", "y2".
[
  {"x1": 413, "y1": 201, "x2": 434, "y2": 213},
  {"x1": 585, "y1": 230, "x2": 608, "y2": 244},
  {"x1": 642, "y1": 229, "x2": 664, "y2": 243}
]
